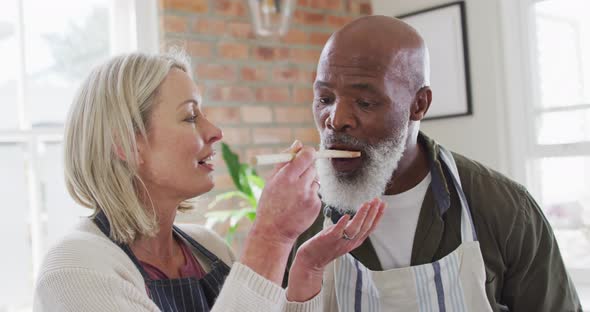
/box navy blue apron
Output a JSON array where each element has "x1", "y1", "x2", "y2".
[{"x1": 93, "y1": 212, "x2": 231, "y2": 311}]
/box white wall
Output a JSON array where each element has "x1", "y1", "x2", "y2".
[{"x1": 372, "y1": 0, "x2": 517, "y2": 181}]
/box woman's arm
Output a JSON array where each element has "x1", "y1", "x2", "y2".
[
  {"x1": 240, "y1": 141, "x2": 322, "y2": 285},
  {"x1": 34, "y1": 268, "x2": 160, "y2": 312},
  {"x1": 286, "y1": 198, "x2": 385, "y2": 302}
]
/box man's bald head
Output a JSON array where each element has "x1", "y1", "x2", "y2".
[
  {"x1": 313, "y1": 16, "x2": 434, "y2": 210},
  {"x1": 319, "y1": 15, "x2": 430, "y2": 94}
]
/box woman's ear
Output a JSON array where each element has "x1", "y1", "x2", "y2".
[
  {"x1": 410, "y1": 87, "x2": 432, "y2": 121},
  {"x1": 113, "y1": 143, "x2": 127, "y2": 161},
  {"x1": 114, "y1": 139, "x2": 144, "y2": 165}
]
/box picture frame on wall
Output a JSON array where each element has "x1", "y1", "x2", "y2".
[{"x1": 398, "y1": 1, "x2": 472, "y2": 120}]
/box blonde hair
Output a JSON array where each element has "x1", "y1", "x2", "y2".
[{"x1": 64, "y1": 50, "x2": 192, "y2": 244}]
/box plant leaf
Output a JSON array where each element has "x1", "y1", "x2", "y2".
[
  {"x1": 221, "y1": 143, "x2": 245, "y2": 192},
  {"x1": 207, "y1": 191, "x2": 250, "y2": 210}
]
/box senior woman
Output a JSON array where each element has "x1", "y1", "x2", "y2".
[{"x1": 33, "y1": 51, "x2": 384, "y2": 312}]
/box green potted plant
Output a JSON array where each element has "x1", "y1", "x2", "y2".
[{"x1": 205, "y1": 143, "x2": 264, "y2": 243}]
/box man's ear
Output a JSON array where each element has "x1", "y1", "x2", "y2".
[{"x1": 410, "y1": 87, "x2": 432, "y2": 121}]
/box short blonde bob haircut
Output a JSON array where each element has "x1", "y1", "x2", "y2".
[{"x1": 64, "y1": 50, "x2": 192, "y2": 244}]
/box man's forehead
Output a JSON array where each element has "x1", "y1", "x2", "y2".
[{"x1": 319, "y1": 50, "x2": 390, "y2": 71}]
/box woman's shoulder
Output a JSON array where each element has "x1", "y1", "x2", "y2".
[
  {"x1": 38, "y1": 218, "x2": 142, "y2": 283},
  {"x1": 175, "y1": 223, "x2": 236, "y2": 266}
]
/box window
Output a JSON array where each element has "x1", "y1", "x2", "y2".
[
  {"x1": 0, "y1": 0, "x2": 158, "y2": 310},
  {"x1": 527, "y1": 0, "x2": 590, "y2": 305}
]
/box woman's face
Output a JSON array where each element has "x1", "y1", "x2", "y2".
[{"x1": 137, "y1": 68, "x2": 222, "y2": 202}]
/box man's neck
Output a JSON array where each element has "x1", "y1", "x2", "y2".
[{"x1": 384, "y1": 133, "x2": 430, "y2": 195}]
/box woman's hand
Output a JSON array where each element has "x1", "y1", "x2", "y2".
[
  {"x1": 252, "y1": 140, "x2": 322, "y2": 246},
  {"x1": 286, "y1": 198, "x2": 385, "y2": 302},
  {"x1": 240, "y1": 140, "x2": 322, "y2": 285}
]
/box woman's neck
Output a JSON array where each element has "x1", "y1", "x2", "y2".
[{"x1": 131, "y1": 196, "x2": 180, "y2": 261}]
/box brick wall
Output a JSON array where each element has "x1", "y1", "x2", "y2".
[{"x1": 159, "y1": 0, "x2": 371, "y2": 231}]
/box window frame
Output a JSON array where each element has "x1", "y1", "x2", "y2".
[
  {"x1": 500, "y1": 0, "x2": 590, "y2": 303},
  {"x1": 0, "y1": 0, "x2": 159, "y2": 306}
]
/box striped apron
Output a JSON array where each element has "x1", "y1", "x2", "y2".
[
  {"x1": 93, "y1": 212, "x2": 230, "y2": 311},
  {"x1": 325, "y1": 146, "x2": 492, "y2": 311}
]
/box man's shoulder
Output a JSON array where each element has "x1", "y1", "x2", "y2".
[
  {"x1": 450, "y1": 151, "x2": 538, "y2": 230},
  {"x1": 452, "y1": 151, "x2": 528, "y2": 198}
]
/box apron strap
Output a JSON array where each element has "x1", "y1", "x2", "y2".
[
  {"x1": 438, "y1": 146, "x2": 478, "y2": 242},
  {"x1": 173, "y1": 225, "x2": 228, "y2": 267},
  {"x1": 92, "y1": 211, "x2": 230, "y2": 279},
  {"x1": 92, "y1": 211, "x2": 153, "y2": 280}
]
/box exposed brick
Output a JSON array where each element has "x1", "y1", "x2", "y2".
[
  {"x1": 241, "y1": 66, "x2": 269, "y2": 81},
  {"x1": 294, "y1": 127, "x2": 320, "y2": 144},
  {"x1": 290, "y1": 48, "x2": 321, "y2": 64},
  {"x1": 222, "y1": 127, "x2": 252, "y2": 145},
  {"x1": 254, "y1": 46, "x2": 290, "y2": 61},
  {"x1": 196, "y1": 64, "x2": 236, "y2": 81},
  {"x1": 218, "y1": 42, "x2": 249, "y2": 59},
  {"x1": 300, "y1": 70, "x2": 316, "y2": 84},
  {"x1": 193, "y1": 18, "x2": 226, "y2": 35},
  {"x1": 162, "y1": 0, "x2": 208, "y2": 13},
  {"x1": 360, "y1": 3, "x2": 372, "y2": 14},
  {"x1": 227, "y1": 22, "x2": 254, "y2": 39},
  {"x1": 272, "y1": 67, "x2": 313, "y2": 84},
  {"x1": 272, "y1": 66, "x2": 299, "y2": 83},
  {"x1": 294, "y1": 87, "x2": 314, "y2": 104},
  {"x1": 214, "y1": 0, "x2": 247, "y2": 17},
  {"x1": 347, "y1": 2, "x2": 371, "y2": 15},
  {"x1": 309, "y1": 32, "x2": 332, "y2": 46},
  {"x1": 241, "y1": 106, "x2": 273, "y2": 123},
  {"x1": 253, "y1": 128, "x2": 292, "y2": 144},
  {"x1": 326, "y1": 15, "x2": 354, "y2": 28},
  {"x1": 202, "y1": 106, "x2": 241, "y2": 124},
  {"x1": 309, "y1": 0, "x2": 342, "y2": 10},
  {"x1": 274, "y1": 107, "x2": 313, "y2": 123},
  {"x1": 163, "y1": 15, "x2": 188, "y2": 33},
  {"x1": 209, "y1": 86, "x2": 255, "y2": 102},
  {"x1": 281, "y1": 28, "x2": 308, "y2": 45},
  {"x1": 256, "y1": 87, "x2": 291, "y2": 103},
  {"x1": 294, "y1": 11, "x2": 325, "y2": 26},
  {"x1": 186, "y1": 40, "x2": 213, "y2": 58}
]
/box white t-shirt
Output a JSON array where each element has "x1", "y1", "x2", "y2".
[{"x1": 370, "y1": 172, "x2": 432, "y2": 270}]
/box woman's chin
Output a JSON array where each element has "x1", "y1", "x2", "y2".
[{"x1": 189, "y1": 181, "x2": 215, "y2": 198}]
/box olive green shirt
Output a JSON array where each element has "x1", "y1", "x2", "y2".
[{"x1": 286, "y1": 132, "x2": 582, "y2": 312}]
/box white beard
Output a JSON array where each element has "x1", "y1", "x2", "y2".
[{"x1": 317, "y1": 123, "x2": 409, "y2": 214}]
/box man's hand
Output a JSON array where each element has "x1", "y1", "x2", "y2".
[{"x1": 287, "y1": 198, "x2": 385, "y2": 301}]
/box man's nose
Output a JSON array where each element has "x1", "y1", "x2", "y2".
[{"x1": 326, "y1": 101, "x2": 357, "y2": 132}]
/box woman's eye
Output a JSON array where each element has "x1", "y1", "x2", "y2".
[{"x1": 184, "y1": 115, "x2": 197, "y2": 123}]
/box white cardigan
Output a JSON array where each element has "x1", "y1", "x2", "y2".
[{"x1": 33, "y1": 219, "x2": 321, "y2": 312}]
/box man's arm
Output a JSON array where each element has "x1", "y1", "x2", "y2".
[{"x1": 501, "y1": 189, "x2": 582, "y2": 311}]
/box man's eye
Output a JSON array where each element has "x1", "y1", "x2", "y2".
[
  {"x1": 319, "y1": 97, "x2": 332, "y2": 104},
  {"x1": 357, "y1": 100, "x2": 373, "y2": 108}
]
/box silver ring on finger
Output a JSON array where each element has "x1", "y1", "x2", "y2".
[{"x1": 342, "y1": 230, "x2": 354, "y2": 240}]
